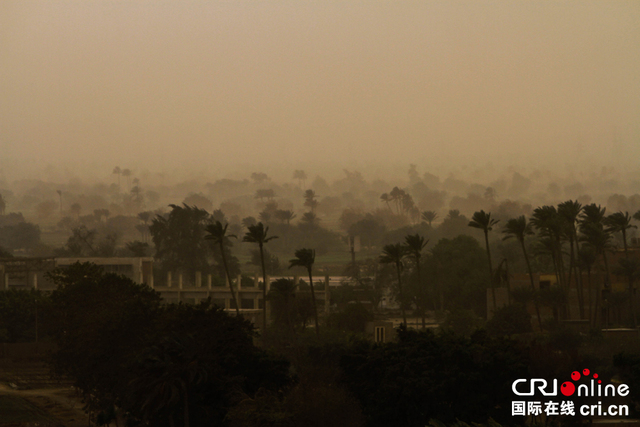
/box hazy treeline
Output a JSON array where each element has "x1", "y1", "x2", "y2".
[{"x1": 1, "y1": 164, "x2": 640, "y2": 259}]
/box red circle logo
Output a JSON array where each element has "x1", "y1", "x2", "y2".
[{"x1": 561, "y1": 381, "x2": 576, "y2": 396}]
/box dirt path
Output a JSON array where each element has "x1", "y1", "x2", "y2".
[{"x1": 0, "y1": 383, "x2": 88, "y2": 427}]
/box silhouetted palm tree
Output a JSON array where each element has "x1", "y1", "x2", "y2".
[
  {"x1": 243, "y1": 222, "x2": 278, "y2": 330},
  {"x1": 606, "y1": 211, "x2": 637, "y2": 256},
  {"x1": 605, "y1": 211, "x2": 638, "y2": 326},
  {"x1": 389, "y1": 187, "x2": 406, "y2": 215},
  {"x1": 303, "y1": 189, "x2": 318, "y2": 212},
  {"x1": 580, "y1": 204, "x2": 613, "y2": 326},
  {"x1": 468, "y1": 210, "x2": 500, "y2": 311},
  {"x1": 531, "y1": 205, "x2": 566, "y2": 289},
  {"x1": 502, "y1": 216, "x2": 542, "y2": 330},
  {"x1": 112, "y1": 166, "x2": 121, "y2": 188},
  {"x1": 380, "y1": 243, "x2": 407, "y2": 326},
  {"x1": 289, "y1": 248, "x2": 319, "y2": 335},
  {"x1": 578, "y1": 245, "x2": 597, "y2": 325},
  {"x1": 380, "y1": 193, "x2": 392, "y2": 212},
  {"x1": 404, "y1": 234, "x2": 429, "y2": 328},
  {"x1": 293, "y1": 170, "x2": 307, "y2": 188},
  {"x1": 421, "y1": 210, "x2": 438, "y2": 227},
  {"x1": 242, "y1": 216, "x2": 257, "y2": 229},
  {"x1": 558, "y1": 200, "x2": 584, "y2": 318},
  {"x1": 204, "y1": 221, "x2": 240, "y2": 316}
]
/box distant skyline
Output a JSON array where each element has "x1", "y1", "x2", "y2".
[{"x1": 1, "y1": 1, "x2": 639, "y2": 182}]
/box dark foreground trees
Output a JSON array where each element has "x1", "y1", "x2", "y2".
[
  {"x1": 340, "y1": 328, "x2": 529, "y2": 427},
  {"x1": 46, "y1": 262, "x2": 290, "y2": 427}
]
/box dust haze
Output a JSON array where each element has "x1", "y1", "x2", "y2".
[{"x1": 1, "y1": 1, "x2": 638, "y2": 184}]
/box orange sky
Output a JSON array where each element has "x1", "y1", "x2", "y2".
[{"x1": 1, "y1": 1, "x2": 639, "y2": 182}]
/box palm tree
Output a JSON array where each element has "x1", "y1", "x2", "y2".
[
  {"x1": 289, "y1": 248, "x2": 319, "y2": 335},
  {"x1": 531, "y1": 206, "x2": 567, "y2": 289},
  {"x1": 389, "y1": 187, "x2": 406, "y2": 215},
  {"x1": 579, "y1": 204, "x2": 613, "y2": 326},
  {"x1": 502, "y1": 216, "x2": 542, "y2": 330},
  {"x1": 242, "y1": 216, "x2": 257, "y2": 229},
  {"x1": 281, "y1": 209, "x2": 297, "y2": 226},
  {"x1": 243, "y1": 223, "x2": 278, "y2": 331},
  {"x1": 606, "y1": 211, "x2": 637, "y2": 256},
  {"x1": 404, "y1": 234, "x2": 429, "y2": 328},
  {"x1": 303, "y1": 190, "x2": 318, "y2": 212},
  {"x1": 558, "y1": 200, "x2": 584, "y2": 318},
  {"x1": 293, "y1": 170, "x2": 307, "y2": 188},
  {"x1": 274, "y1": 209, "x2": 296, "y2": 225},
  {"x1": 421, "y1": 210, "x2": 438, "y2": 227},
  {"x1": 578, "y1": 245, "x2": 597, "y2": 325},
  {"x1": 468, "y1": 210, "x2": 500, "y2": 311},
  {"x1": 112, "y1": 166, "x2": 121, "y2": 188},
  {"x1": 605, "y1": 211, "x2": 638, "y2": 326},
  {"x1": 380, "y1": 193, "x2": 392, "y2": 212},
  {"x1": 379, "y1": 243, "x2": 407, "y2": 326},
  {"x1": 204, "y1": 221, "x2": 240, "y2": 316}
]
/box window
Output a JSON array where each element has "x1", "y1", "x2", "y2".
[{"x1": 375, "y1": 326, "x2": 385, "y2": 343}]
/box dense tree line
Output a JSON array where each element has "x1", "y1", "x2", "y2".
[{"x1": 45, "y1": 262, "x2": 290, "y2": 426}]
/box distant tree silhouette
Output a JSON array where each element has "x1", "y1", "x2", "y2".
[
  {"x1": 274, "y1": 209, "x2": 296, "y2": 225},
  {"x1": 380, "y1": 193, "x2": 392, "y2": 212},
  {"x1": 558, "y1": 200, "x2": 584, "y2": 318},
  {"x1": 149, "y1": 204, "x2": 210, "y2": 283},
  {"x1": 531, "y1": 206, "x2": 566, "y2": 292},
  {"x1": 112, "y1": 166, "x2": 121, "y2": 188},
  {"x1": 389, "y1": 187, "x2": 406, "y2": 215},
  {"x1": 243, "y1": 222, "x2": 278, "y2": 330},
  {"x1": 502, "y1": 215, "x2": 542, "y2": 330},
  {"x1": 205, "y1": 221, "x2": 240, "y2": 316},
  {"x1": 578, "y1": 245, "x2": 597, "y2": 323},
  {"x1": 605, "y1": 211, "x2": 637, "y2": 326},
  {"x1": 579, "y1": 203, "x2": 613, "y2": 325},
  {"x1": 289, "y1": 248, "x2": 319, "y2": 335},
  {"x1": 468, "y1": 210, "x2": 499, "y2": 311},
  {"x1": 242, "y1": 216, "x2": 257, "y2": 229},
  {"x1": 250, "y1": 172, "x2": 269, "y2": 184},
  {"x1": 303, "y1": 190, "x2": 318, "y2": 212},
  {"x1": 255, "y1": 189, "x2": 276, "y2": 201},
  {"x1": 421, "y1": 210, "x2": 438, "y2": 227},
  {"x1": 293, "y1": 170, "x2": 307, "y2": 188},
  {"x1": 404, "y1": 234, "x2": 429, "y2": 328},
  {"x1": 300, "y1": 212, "x2": 319, "y2": 227},
  {"x1": 379, "y1": 243, "x2": 407, "y2": 326}
]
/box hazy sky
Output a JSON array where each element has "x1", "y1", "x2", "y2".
[{"x1": 1, "y1": 1, "x2": 639, "y2": 182}]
